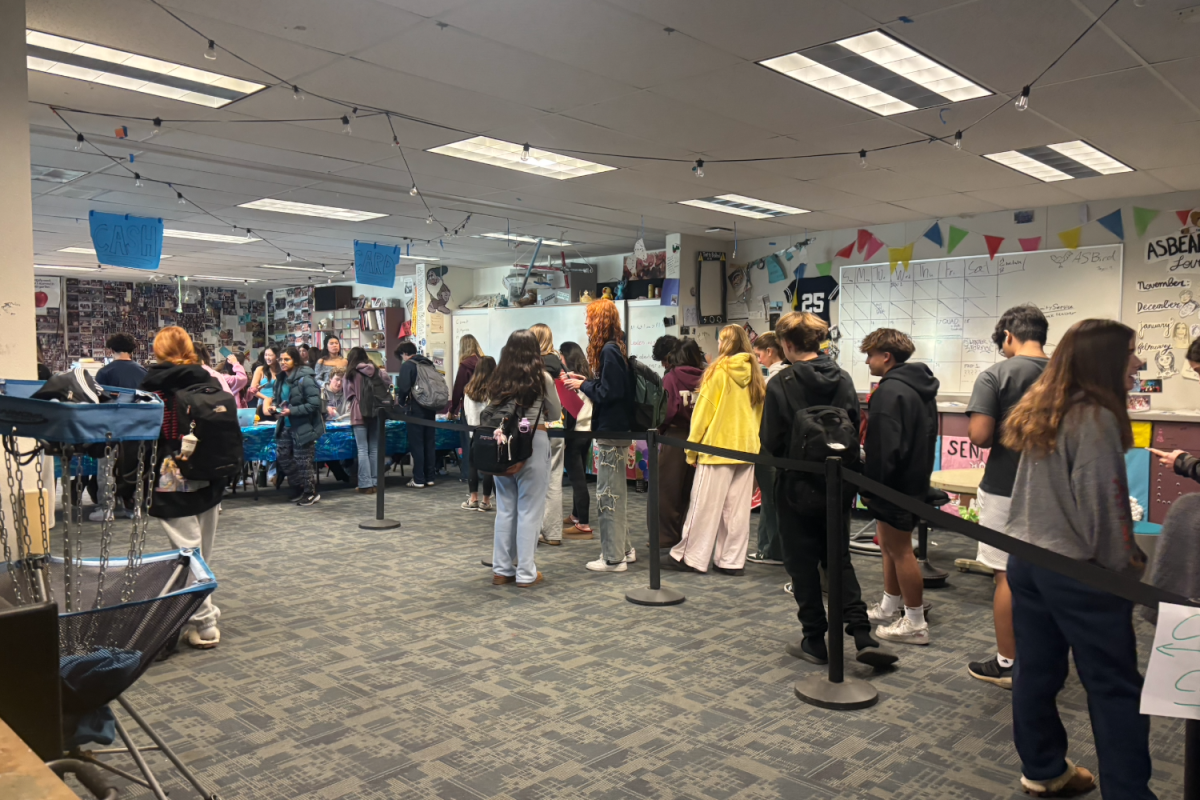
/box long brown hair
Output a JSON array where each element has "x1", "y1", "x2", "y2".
[
  {"x1": 702, "y1": 325, "x2": 766, "y2": 407},
  {"x1": 1002, "y1": 319, "x2": 1134, "y2": 456},
  {"x1": 458, "y1": 334, "x2": 484, "y2": 363},
  {"x1": 560, "y1": 341, "x2": 592, "y2": 380},
  {"x1": 529, "y1": 323, "x2": 556, "y2": 356},
  {"x1": 464, "y1": 356, "x2": 496, "y2": 402},
  {"x1": 585, "y1": 299, "x2": 624, "y2": 373},
  {"x1": 486, "y1": 330, "x2": 545, "y2": 406}
]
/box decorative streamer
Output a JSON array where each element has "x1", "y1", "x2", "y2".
[
  {"x1": 984, "y1": 235, "x2": 1004, "y2": 260},
  {"x1": 1019, "y1": 237, "x2": 1042, "y2": 252},
  {"x1": 1058, "y1": 227, "x2": 1082, "y2": 250},
  {"x1": 1096, "y1": 209, "x2": 1124, "y2": 241},
  {"x1": 947, "y1": 226, "x2": 969, "y2": 255},
  {"x1": 1133, "y1": 207, "x2": 1160, "y2": 238},
  {"x1": 922, "y1": 222, "x2": 943, "y2": 248}
]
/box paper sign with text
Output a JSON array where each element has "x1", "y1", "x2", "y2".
[
  {"x1": 88, "y1": 211, "x2": 163, "y2": 270},
  {"x1": 1140, "y1": 602, "x2": 1200, "y2": 721},
  {"x1": 353, "y1": 240, "x2": 400, "y2": 288}
]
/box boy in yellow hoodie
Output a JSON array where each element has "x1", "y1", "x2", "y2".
[{"x1": 669, "y1": 325, "x2": 766, "y2": 574}]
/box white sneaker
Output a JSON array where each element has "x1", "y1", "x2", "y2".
[
  {"x1": 783, "y1": 582, "x2": 793, "y2": 595},
  {"x1": 406, "y1": 479, "x2": 425, "y2": 488},
  {"x1": 624, "y1": 548, "x2": 637, "y2": 563},
  {"x1": 88, "y1": 507, "x2": 112, "y2": 522},
  {"x1": 876, "y1": 615, "x2": 930, "y2": 645},
  {"x1": 586, "y1": 557, "x2": 628, "y2": 573},
  {"x1": 867, "y1": 602, "x2": 901, "y2": 625}
]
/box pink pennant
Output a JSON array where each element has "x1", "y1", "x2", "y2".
[
  {"x1": 1177, "y1": 209, "x2": 1193, "y2": 226},
  {"x1": 835, "y1": 241, "x2": 855, "y2": 260},
  {"x1": 984, "y1": 235, "x2": 1004, "y2": 260},
  {"x1": 1019, "y1": 236, "x2": 1041, "y2": 252},
  {"x1": 856, "y1": 229, "x2": 873, "y2": 254},
  {"x1": 863, "y1": 235, "x2": 885, "y2": 260}
]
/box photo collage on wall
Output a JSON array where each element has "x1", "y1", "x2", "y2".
[{"x1": 268, "y1": 285, "x2": 313, "y2": 348}]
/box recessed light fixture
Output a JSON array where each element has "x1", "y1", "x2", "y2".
[
  {"x1": 428, "y1": 136, "x2": 616, "y2": 180},
  {"x1": 163, "y1": 229, "x2": 261, "y2": 243},
  {"x1": 31, "y1": 164, "x2": 87, "y2": 184},
  {"x1": 983, "y1": 140, "x2": 1132, "y2": 182},
  {"x1": 477, "y1": 232, "x2": 573, "y2": 247},
  {"x1": 679, "y1": 194, "x2": 809, "y2": 220},
  {"x1": 25, "y1": 30, "x2": 265, "y2": 108},
  {"x1": 35, "y1": 264, "x2": 99, "y2": 272},
  {"x1": 398, "y1": 254, "x2": 440, "y2": 262},
  {"x1": 258, "y1": 264, "x2": 331, "y2": 273},
  {"x1": 238, "y1": 198, "x2": 387, "y2": 221},
  {"x1": 58, "y1": 246, "x2": 171, "y2": 258},
  {"x1": 705, "y1": 226, "x2": 733, "y2": 233},
  {"x1": 192, "y1": 275, "x2": 263, "y2": 282},
  {"x1": 760, "y1": 30, "x2": 990, "y2": 116}
]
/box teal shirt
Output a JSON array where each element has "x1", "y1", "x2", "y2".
[{"x1": 280, "y1": 380, "x2": 292, "y2": 427}]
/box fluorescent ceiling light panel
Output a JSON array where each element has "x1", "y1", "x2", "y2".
[
  {"x1": 35, "y1": 264, "x2": 98, "y2": 271},
  {"x1": 759, "y1": 30, "x2": 989, "y2": 116},
  {"x1": 163, "y1": 229, "x2": 261, "y2": 244},
  {"x1": 428, "y1": 137, "x2": 616, "y2": 180},
  {"x1": 192, "y1": 275, "x2": 262, "y2": 282},
  {"x1": 32, "y1": 164, "x2": 86, "y2": 184},
  {"x1": 59, "y1": 246, "x2": 170, "y2": 257},
  {"x1": 679, "y1": 194, "x2": 809, "y2": 220},
  {"x1": 477, "y1": 232, "x2": 573, "y2": 247},
  {"x1": 258, "y1": 264, "x2": 331, "y2": 273},
  {"x1": 238, "y1": 198, "x2": 387, "y2": 221},
  {"x1": 398, "y1": 254, "x2": 439, "y2": 262},
  {"x1": 26, "y1": 30, "x2": 265, "y2": 108},
  {"x1": 984, "y1": 141, "x2": 1132, "y2": 182}
]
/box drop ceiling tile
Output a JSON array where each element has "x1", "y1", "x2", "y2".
[
  {"x1": 1148, "y1": 164, "x2": 1200, "y2": 192},
  {"x1": 896, "y1": 193, "x2": 1004, "y2": 217},
  {"x1": 966, "y1": 183, "x2": 1085, "y2": 209},
  {"x1": 1155, "y1": 57, "x2": 1200, "y2": 110},
  {"x1": 1055, "y1": 171, "x2": 1172, "y2": 201},
  {"x1": 834, "y1": 203, "x2": 931, "y2": 225},
  {"x1": 817, "y1": 169, "x2": 951, "y2": 203},
  {"x1": 1096, "y1": 1, "x2": 1200, "y2": 65}
]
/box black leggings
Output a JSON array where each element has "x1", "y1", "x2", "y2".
[
  {"x1": 564, "y1": 435, "x2": 593, "y2": 524},
  {"x1": 467, "y1": 432, "x2": 494, "y2": 496}
]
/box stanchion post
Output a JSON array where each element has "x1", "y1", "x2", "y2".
[
  {"x1": 359, "y1": 414, "x2": 401, "y2": 530},
  {"x1": 626, "y1": 431, "x2": 685, "y2": 607},
  {"x1": 1186, "y1": 718, "x2": 1199, "y2": 800},
  {"x1": 794, "y1": 457, "x2": 878, "y2": 709}
]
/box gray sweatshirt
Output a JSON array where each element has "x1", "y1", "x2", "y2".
[{"x1": 1006, "y1": 404, "x2": 1146, "y2": 577}]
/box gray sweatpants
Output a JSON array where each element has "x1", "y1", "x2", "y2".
[
  {"x1": 540, "y1": 437, "x2": 566, "y2": 542},
  {"x1": 596, "y1": 440, "x2": 631, "y2": 564},
  {"x1": 493, "y1": 431, "x2": 551, "y2": 585},
  {"x1": 158, "y1": 505, "x2": 220, "y2": 629}
]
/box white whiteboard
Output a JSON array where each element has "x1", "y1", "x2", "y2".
[
  {"x1": 627, "y1": 300, "x2": 669, "y2": 377},
  {"x1": 837, "y1": 244, "x2": 1123, "y2": 393},
  {"x1": 451, "y1": 309, "x2": 489, "y2": 368}
]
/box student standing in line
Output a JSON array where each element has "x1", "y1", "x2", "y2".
[
  {"x1": 655, "y1": 338, "x2": 705, "y2": 550},
  {"x1": 92, "y1": 333, "x2": 149, "y2": 521},
  {"x1": 487, "y1": 330, "x2": 561, "y2": 588},
  {"x1": 762, "y1": 312, "x2": 895, "y2": 668},
  {"x1": 531, "y1": 323, "x2": 567, "y2": 547},
  {"x1": 859, "y1": 328, "x2": 939, "y2": 645},
  {"x1": 562, "y1": 299, "x2": 634, "y2": 573},
  {"x1": 449, "y1": 334, "x2": 485, "y2": 480},
  {"x1": 1002, "y1": 319, "x2": 1149, "y2": 799},
  {"x1": 394, "y1": 342, "x2": 440, "y2": 488},
  {"x1": 749, "y1": 331, "x2": 788, "y2": 566},
  {"x1": 266, "y1": 346, "x2": 325, "y2": 506},
  {"x1": 343, "y1": 347, "x2": 389, "y2": 495},
  {"x1": 559, "y1": 341, "x2": 594, "y2": 538},
  {"x1": 139, "y1": 327, "x2": 225, "y2": 649},
  {"x1": 1149, "y1": 337, "x2": 1200, "y2": 483},
  {"x1": 461, "y1": 356, "x2": 496, "y2": 512},
  {"x1": 964, "y1": 305, "x2": 1050, "y2": 689},
  {"x1": 669, "y1": 325, "x2": 765, "y2": 575},
  {"x1": 195, "y1": 342, "x2": 248, "y2": 402},
  {"x1": 315, "y1": 335, "x2": 347, "y2": 387}
]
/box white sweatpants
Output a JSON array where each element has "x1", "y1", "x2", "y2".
[
  {"x1": 671, "y1": 463, "x2": 755, "y2": 572},
  {"x1": 158, "y1": 505, "x2": 220, "y2": 629},
  {"x1": 540, "y1": 437, "x2": 566, "y2": 543}
]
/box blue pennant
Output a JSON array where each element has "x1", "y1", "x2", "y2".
[
  {"x1": 922, "y1": 222, "x2": 944, "y2": 248},
  {"x1": 1096, "y1": 209, "x2": 1124, "y2": 241}
]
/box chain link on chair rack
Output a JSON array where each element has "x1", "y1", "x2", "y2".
[
  {"x1": 121, "y1": 440, "x2": 155, "y2": 604},
  {"x1": 1, "y1": 434, "x2": 28, "y2": 605}
]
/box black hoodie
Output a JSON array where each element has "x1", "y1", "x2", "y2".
[
  {"x1": 760, "y1": 355, "x2": 861, "y2": 458},
  {"x1": 863, "y1": 360, "x2": 940, "y2": 501}
]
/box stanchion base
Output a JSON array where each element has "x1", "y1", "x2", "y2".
[
  {"x1": 794, "y1": 675, "x2": 878, "y2": 710},
  {"x1": 625, "y1": 586, "x2": 686, "y2": 606},
  {"x1": 359, "y1": 518, "x2": 402, "y2": 530},
  {"x1": 919, "y1": 558, "x2": 949, "y2": 588}
]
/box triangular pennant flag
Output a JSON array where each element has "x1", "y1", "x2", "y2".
[
  {"x1": 856, "y1": 229, "x2": 873, "y2": 254},
  {"x1": 1096, "y1": 209, "x2": 1124, "y2": 241},
  {"x1": 947, "y1": 226, "x2": 969, "y2": 255},
  {"x1": 887, "y1": 242, "x2": 914, "y2": 274},
  {"x1": 815, "y1": 261, "x2": 833, "y2": 277},
  {"x1": 835, "y1": 241, "x2": 855, "y2": 260},
  {"x1": 1134, "y1": 207, "x2": 1160, "y2": 238},
  {"x1": 864, "y1": 235, "x2": 885, "y2": 261},
  {"x1": 984, "y1": 235, "x2": 1004, "y2": 260},
  {"x1": 1019, "y1": 237, "x2": 1041, "y2": 252},
  {"x1": 793, "y1": 263, "x2": 807, "y2": 281},
  {"x1": 922, "y1": 222, "x2": 943, "y2": 248},
  {"x1": 766, "y1": 254, "x2": 787, "y2": 283},
  {"x1": 1058, "y1": 227, "x2": 1082, "y2": 250},
  {"x1": 1177, "y1": 209, "x2": 1193, "y2": 226}
]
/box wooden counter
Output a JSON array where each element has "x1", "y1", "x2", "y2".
[{"x1": 0, "y1": 718, "x2": 75, "y2": 800}]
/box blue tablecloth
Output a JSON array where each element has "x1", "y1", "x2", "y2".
[{"x1": 241, "y1": 420, "x2": 461, "y2": 463}]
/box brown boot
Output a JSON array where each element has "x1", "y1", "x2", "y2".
[
  {"x1": 563, "y1": 525, "x2": 594, "y2": 540},
  {"x1": 516, "y1": 571, "x2": 543, "y2": 588},
  {"x1": 1021, "y1": 761, "x2": 1096, "y2": 797},
  {"x1": 492, "y1": 574, "x2": 516, "y2": 585}
]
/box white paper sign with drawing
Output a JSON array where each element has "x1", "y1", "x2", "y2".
[{"x1": 1141, "y1": 602, "x2": 1200, "y2": 721}]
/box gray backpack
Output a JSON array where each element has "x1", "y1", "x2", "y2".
[{"x1": 411, "y1": 361, "x2": 450, "y2": 411}]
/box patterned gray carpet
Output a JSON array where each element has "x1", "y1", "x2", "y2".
[{"x1": 61, "y1": 471, "x2": 1187, "y2": 799}]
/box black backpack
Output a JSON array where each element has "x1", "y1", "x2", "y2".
[
  {"x1": 357, "y1": 370, "x2": 395, "y2": 420},
  {"x1": 781, "y1": 401, "x2": 862, "y2": 516},
  {"x1": 627, "y1": 356, "x2": 664, "y2": 431},
  {"x1": 173, "y1": 383, "x2": 244, "y2": 482},
  {"x1": 472, "y1": 399, "x2": 542, "y2": 476}
]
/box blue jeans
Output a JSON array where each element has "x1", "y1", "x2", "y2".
[
  {"x1": 1008, "y1": 556, "x2": 1155, "y2": 799},
  {"x1": 492, "y1": 431, "x2": 550, "y2": 584},
  {"x1": 353, "y1": 423, "x2": 379, "y2": 489}
]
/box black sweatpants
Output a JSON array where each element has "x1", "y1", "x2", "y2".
[
  {"x1": 564, "y1": 435, "x2": 592, "y2": 524},
  {"x1": 776, "y1": 474, "x2": 870, "y2": 639}
]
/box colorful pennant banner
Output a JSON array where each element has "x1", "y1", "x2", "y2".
[
  {"x1": 863, "y1": 235, "x2": 885, "y2": 260},
  {"x1": 922, "y1": 222, "x2": 943, "y2": 248},
  {"x1": 815, "y1": 261, "x2": 833, "y2": 277},
  {"x1": 1134, "y1": 207, "x2": 1160, "y2": 238},
  {"x1": 984, "y1": 235, "x2": 1005, "y2": 260},
  {"x1": 1096, "y1": 209, "x2": 1124, "y2": 241},
  {"x1": 1058, "y1": 227, "x2": 1082, "y2": 250},
  {"x1": 1019, "y1": 237, "x2": 1041, "y2": 252},
  {"x1": 947, "y1": 226, "x2": 969, "y2": 255},
  {"x1": 856, "y1": 229, "x2": 873, "y2": 254},
  {"x1": 835, "y1": 241, "x2": 855, "y2": 260},
  {"x1": 888, "y1": 243, "x2": 914, "y2": 273}
]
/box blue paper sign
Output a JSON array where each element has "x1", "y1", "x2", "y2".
[
  {"x1": 353, "y1": 240, "x2": 400, "y2": 288},
  {"x1": 88, "y1": 211, "x2": 164, "y2": 270}
]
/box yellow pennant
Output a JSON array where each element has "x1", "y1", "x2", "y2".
[
  {"x1": 1058, "y1": 227, "x2": 1082, "y2": 250},
  {"x1": 888, "y1": 242, "x2": 914, "y2": 273}
]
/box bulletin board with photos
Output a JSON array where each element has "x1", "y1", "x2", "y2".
[{"x1": 267, "y1": 285, "x2": 313, "y2": 348}]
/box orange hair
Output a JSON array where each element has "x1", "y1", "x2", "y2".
[
  {"x1": 153, "y1": 326, "x2": 198, "y2": 365},
  {"x1": 585, "y1": 299, "x2": 624, "y2": 373}
]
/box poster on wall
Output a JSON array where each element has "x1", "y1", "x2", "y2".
[
  {"x1": 624, "y1": 250, "x2": 666, "y2": 279},
  {"x1": 34, "y1": 276, "x2": 60, "y2": 315},
  {"x1": 426, "y1": 266, "x2": 452, "y2": 314}
]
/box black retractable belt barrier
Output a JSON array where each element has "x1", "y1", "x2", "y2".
[
  {"x1": 359, "y1": 415, "x2": 401, "y2": 530},
  {"x1": 625, "y1": 431, "x2": 685, "y2": 607}
]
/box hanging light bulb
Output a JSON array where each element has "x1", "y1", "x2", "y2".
[
  {"x1": 134, "y1": 172, "x2": 144, "y2": 188},
  {"x1": 327, "y1": 275, "x2": 332, "y2": 285},
  {"x1": 426, "y1": 214, "x2": 434, "y2": 225},
  {"x1": 286, "y1": 253, "x2": 292, "y2": 262},
  {"x1": 151, "y1": 117, "x2": 162, "y2": 137},
  {"x1": 177, "y1": 191, "x2": 186, "y2": 204},
  {"x1": 410, "y1": 184, "x2": 419, "y2": 196},
  {"x1": 954, "y1": 130, "x2": 963, "y2": 151},
  {"x1": 692, "y1": 159, "x2": 704, "y2": 178},
  {"x1": 341, "y1": 115, "x2": 352, "y2": 135},
  {"x1": 292, "y1": 85, "x2": 305, "y2": 101},
  {"x1": 520, "y1": 144, "x2": 531, "y2": 163},
  {"x1": 860, "y1": 150, "x2": 868, "y2": 169},
  {"x1": 74, "y1": 133, "x2": 84, "y2": 151},
  {"x1": 350, "y1": 107, "x2": 358, "y2": 119},
  {"x1": 204, "y1": 39, "x2": 217, "y2": 60},
  {"x1": 245, "y1": 228, "x2": 253, "y2": 241},
  {"x1": 392, "y1": 135, "x2": 401, "y2": 148},
  {"x1": 1015, "y1": 85, "x2": 1030, "y2": 112}
]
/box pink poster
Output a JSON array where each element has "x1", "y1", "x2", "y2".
[{"x1": 940, "y1": 436, "x2": 990, "y2": 470}]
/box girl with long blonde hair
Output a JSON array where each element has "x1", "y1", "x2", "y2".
[
  {"x1": 529, "y1": 323, "x2": 567, "y2": 546},
  {"x1": 668, "y1": 325, "x2": 765, "y2": 575},
  {"x1": 449, "y1": 333, "x2": 487, "y2": 487}
]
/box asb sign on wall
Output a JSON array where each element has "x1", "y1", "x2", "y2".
[
  {"x1": 354, "y1": 240, "x2": 400, "y2": 288},
  {"x1": 88, "y1": 211, "x2": 164, "y2": 270}
]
